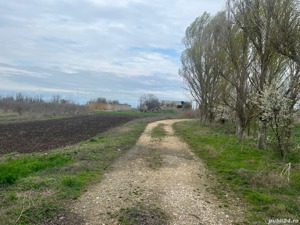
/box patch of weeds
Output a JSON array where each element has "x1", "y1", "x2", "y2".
[
  {"x1": 148, "y1": 150, "x2": 163, "y2": 170},
  {"x1": 246, "y1": 191, "x2": 278, "y2": 205},
  {"x1": 57, "y1": 171, "x2": 97, "y2": 200},
  {"x1": 19, "y1": 176, "x2": 54, "y2": 191},
  {"x1": 105, "y1": 211, "x2": 115, "y2": 219},
  {"x1": 250, "y1": 169, "x2": 290, "y2": 188},
  {"x1": 267, "y1": 203, "x2": 287, "y2": 216},
  {"x1": 16, "y1": 198, "x2": 61, "y2": 225},
  {"x1": 202, "y1": 145, "x2": 218, "y2": 157},
  {"x1": 129, "y1": 187, "x2": 142, "y2": 197},
  {"x1": 151, "y1": 123, "x2": 167, "y2": 140},
  {"x1": 89, "y1": 137, "x2": 98, "y2": 143},
  {"x1": 89, "y1": 136, "x2": 107, "y2": 143},
  {"x1": 1, "y1": 191, "x2": 18, "y2": 204},
  {"x1": 118, "y1": 205, "x2": 168, "y2": 225}
]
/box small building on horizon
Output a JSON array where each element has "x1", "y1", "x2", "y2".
[
  {"x1": 89, "y1": 102, "x2": 131, "y2": 111},
  {"x1": 161, "y1": 100, "x2": 191, "y2": 109}
]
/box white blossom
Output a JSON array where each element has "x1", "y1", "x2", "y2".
[{"x1": 257, "y1": 77, "x2": 293, "y2": 155}]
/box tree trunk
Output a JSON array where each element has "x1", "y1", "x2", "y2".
[
  {"x1": 257, "y1": 121, "x2": 267, "y2": 149},
  {"x1": 237, "y1": 122, "x2": 244, "y2": 142}
]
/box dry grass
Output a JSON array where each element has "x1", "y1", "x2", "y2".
[
  {"x1": 179, "y1": 110, "x2": 200, "y2": 118},
  {"x1": 297, "y1": 196, "x2": 300, "y2": 208},
  {"x1": 202, "y1": 145, "x2": 217, "y2": 157},
  {"x1": 251, "y1": 170, "x2": 289, "y2": 188},
  {"x1": 237, "y1": 167, "x2": 289, "y2": 188},
  {"x1": 268, "y1": 204, "x2": 287, "y2": 215}
]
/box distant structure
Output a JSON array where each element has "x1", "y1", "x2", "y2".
[
  {"x1": 89, "y1": 103, "x2": 131, "y2": 111},
  {"x1": 161, "y1": 100, "x2": 191, "y2": 109}
]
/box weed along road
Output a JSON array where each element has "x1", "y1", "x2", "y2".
[
  {"x1": 0, "y1": 114, "x2": 137, "y2": 154},
  {"x1": 71, "y1": 119, "x2": 246, "y2": 224}
]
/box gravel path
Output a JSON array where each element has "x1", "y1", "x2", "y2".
[{"x1": 71, "y1": 119, "x2": 245, "y2": 225}]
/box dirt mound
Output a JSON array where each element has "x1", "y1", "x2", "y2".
[{"x1": 0, "y1": 114, "x2": 137, "y2": 154}]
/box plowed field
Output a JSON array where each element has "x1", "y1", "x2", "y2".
[{"x1": 0, "y1": 114, "x2": 137, "y2": 154}]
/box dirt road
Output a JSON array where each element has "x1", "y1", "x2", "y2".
[{"x1": 71, "y1": 119, "x2": 245, "y2": 224}]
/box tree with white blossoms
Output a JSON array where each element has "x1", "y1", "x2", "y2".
[
  {"x1": 258, "y1": 79, "x2": 294, "y2": 158},
  {"x1": 180, "y1": 0, "x2": 300, "y2": 155}
]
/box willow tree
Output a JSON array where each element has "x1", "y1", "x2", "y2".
[
  {"x1": 214, "y1": 9, "x2": 255, "y2": 142},
  {"x1": 269, "y1": 0, "x2": 300, "y2": 112},
  {"x1": 269, "y1": 0, "x2": 300, "y2": 66},
  {"x1": 180, "y1": 12, "x2": 225, "y2": 123},
  {"x1": 180, "y1": 11, "x2": 255, "y2": 141}
]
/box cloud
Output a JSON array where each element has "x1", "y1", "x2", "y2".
[
  {"x1": 0, "y1": 0, "x2": 224, "y2": 106},
  {"x1": 0, "y1": 65, "x2": 50, "y2": 78}
]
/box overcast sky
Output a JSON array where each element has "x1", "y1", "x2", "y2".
[{"x1": 0, "y1": 0, "x2": 224, "y2": 106}]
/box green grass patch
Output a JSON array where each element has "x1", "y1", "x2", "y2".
[
  {"x1": 0, "y1": 113, "x2": 19, "y2": 123},
  {"x1": 0, "y1": 112, "x2": 69, "y2": 124},
  {"x1": 151, "y1": 123, "x2": 167, "y2": 140},
  {"x1": 0, "y1": 154, "x2": 72, "y2": 186},
  {"x1": 173, "y1": 120, "x2": 300, "y2": 223},
  {"x1": 148, "y1": 123, "x2": 166, "y2": 170},
  {"x1": 57, "y1": 171, "x2": 98, "y2": 200},
  {"x1": 0, "y1": 118, "x2": 152, "y2": 225},
  {"x1": 148, "y1": 151, "x2": 163, "y2": 170}
]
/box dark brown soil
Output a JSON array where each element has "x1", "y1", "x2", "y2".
[{"x1": 0, "y1": 114, "x2": 137, "y2": 154}]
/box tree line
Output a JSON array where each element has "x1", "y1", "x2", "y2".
[
  {"x1": 0, "y1": 93, "x2": 87, "y2": 116},
  {"x1": 180, "y1": 0, "x2": 300, "y2": 158}
]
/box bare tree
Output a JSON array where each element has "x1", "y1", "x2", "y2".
[
  {"x1": 51, "y1": 94, "x2": 61, "y2": 104},
  {"x1": 95, "y1": 97, "x2": 107, "y2": 104},
  {"x1": 139, "y1": 94, "x2": 160, "y2": 111}
]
